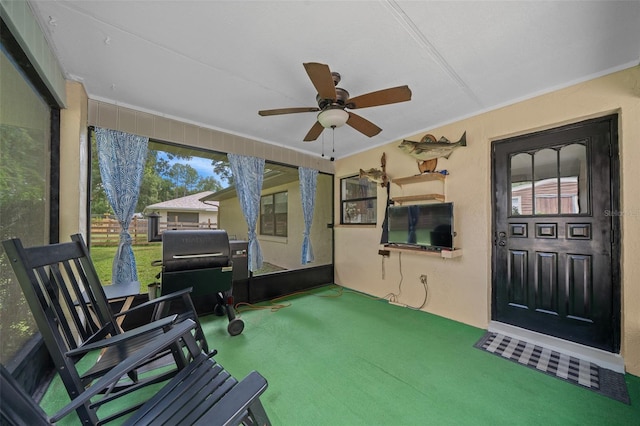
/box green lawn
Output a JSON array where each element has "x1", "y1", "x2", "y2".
[
  {"x1": 90, "y1": 244, "x2": 284, "y2": 294},
  {"x1": 90, "y1": 244, "x2": 162, "y2": 293}
]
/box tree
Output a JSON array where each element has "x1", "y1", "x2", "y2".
[
  {"x1": 167, "y1": 163, "x2": 200, "y2": 197},
  {"x1": 136, "y1": 151, "x2": 166, "y2": 212},
  {"x1": 0, "y1": 124, "x2": 42, "y2": 362},
  {"x1": 212, "y1": 159, "x2": 233, "y2": 186},
  {"x1": 196, "y1": 176, "x2": 223, "y2": 193}
]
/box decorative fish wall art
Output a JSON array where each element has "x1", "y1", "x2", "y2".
[
  {"x1": 398, "y1": 131, "x2": 467, "y2": 173},
  {"x1": 359, "y1": 168, "x2": 386, "y2": 186},
  {"x1": 359, "y1": 152, "x2": 389, "y2": 187}
]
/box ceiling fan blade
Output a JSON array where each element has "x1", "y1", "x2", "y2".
[
  {"x1": 258, "y1": 107, "x2": 319, "y2": 116},
  {"x1": 347, "y1": 85, "x2": 412, "y2": 109},
  {"x1": 303, "y1": 121, "x2": 325, "y2": 142},
  {"x1": 346, "y1": 112, "x2": 382, "y2": 137},
  {"x1": 303, "y1": 62, "x2": 337, "y2": 101}
]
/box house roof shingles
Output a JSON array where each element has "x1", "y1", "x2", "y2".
[{"x1": 145, "y1": 191, "x2": 218, "y2": 212}]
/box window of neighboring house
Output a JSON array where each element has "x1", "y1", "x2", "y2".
[
  {"x1": 0, "y1": 36, "x2": 57, "y2": 364},
  {"x1": 260, "y1": 191, "x2": 288, "y2": 237},
  {"x1": 511, "y1": 196, "x2": 522, "y2": 215},
  {"x1": 340, "y1": 175, "x2": 377, "y2": 225},
  {"x1": 167, "y1": 211, "x2": 199, "y2": 224}
]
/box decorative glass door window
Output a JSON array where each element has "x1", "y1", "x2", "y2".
[{"x1": 510, "y1": 143, "x2": 588, "y2": 216}]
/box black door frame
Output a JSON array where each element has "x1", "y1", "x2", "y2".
[{"x1": 490, "y1": 114, "x2": 621, "y2": 352}]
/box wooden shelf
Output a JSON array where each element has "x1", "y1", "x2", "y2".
[
  {"x1": 392, "y1": 194, "x2": 445, "y2": 204},
  {"x1": 393, "y1": 173, "x2": 445, "y2": 187},
  {"x1": 385, "y1": 245, "x2": 462, "y2": 258},
  {"x1": 441, "y1": 249, "x2": 463, "y2": 258},
  {"x1": 387, "y1": 172, "x2": 457, "y2": 256},
  {"x1": 392, "y1": 172, "x2": 446, "y2": 203}
]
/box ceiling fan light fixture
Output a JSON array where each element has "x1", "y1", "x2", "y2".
[{"x1": 317, "y1": 108, "x2": 349, "y2": 128}]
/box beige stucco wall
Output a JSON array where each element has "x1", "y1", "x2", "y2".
[
  {"x1": 218, "y1": 174, "x2": 333, "y2": 270},
  {"x1": 334, "y1": 66, "x2": 640, "y2": 375},
  {"x1": 158, "y1": 210, "x2": 218, "y2": 228},
  {"x1": 217, "y1": 198, "x2": 248, "y2": 242},
  {"x1": 59, "y1": 81, "x2": 88, "y2": 242}
]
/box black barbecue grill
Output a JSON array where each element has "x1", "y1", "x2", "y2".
[{"x1": 159, "y1": 229, "x2": 244, "y2": 336}]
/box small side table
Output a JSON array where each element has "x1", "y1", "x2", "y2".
[{"x1": 102, "y1": 281, "x2": 140, "y2": 331}]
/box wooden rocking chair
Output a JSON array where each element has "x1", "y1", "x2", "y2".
[
  {"x1": 1, "y1": 320, "x2": 271, "y2": 425},
  {"x1": 1, "y1": 234, "x2": 210, "y2": 424}
]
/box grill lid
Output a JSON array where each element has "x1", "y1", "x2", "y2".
[{"x1": 162, "y1": 230, "x2": 231, "y2": 271}]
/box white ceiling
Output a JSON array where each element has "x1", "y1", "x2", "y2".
[{"x1": 29, "y1": 1, "x2": 640, "y2": 160}]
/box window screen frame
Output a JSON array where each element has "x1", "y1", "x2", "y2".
[{"x1": 340, "y1": 175, "x2": 377, "y2": 225}]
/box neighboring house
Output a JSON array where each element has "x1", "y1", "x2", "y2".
[
  {"x1": 511, "y1": 177, "x2": 581, "y2": 215},
  {"x1": 145, "y1": 191, "x2": 219, "y2": 229}
]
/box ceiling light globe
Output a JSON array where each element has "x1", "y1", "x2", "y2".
[{"x1": 317, "y1": 108, "x2": 349, "y2": 128}]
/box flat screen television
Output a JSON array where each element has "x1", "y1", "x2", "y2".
[{"x1": 386, "y1": 202, "x2": 454, "y2": 251}]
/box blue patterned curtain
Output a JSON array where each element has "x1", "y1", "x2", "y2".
[
  {"x1": 227, "y1": 154, "x2": 265, "y2": 271},
  {"x1": 299, "y1": 167, "x2": 318, "y2": 264},
  {"x1": 95, "y1": 127, "x2": 148, "y2": 285}
]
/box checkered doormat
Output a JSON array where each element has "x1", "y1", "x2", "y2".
[{"x1": 474, "y1": 332, "x2": 630, "y2": 404}]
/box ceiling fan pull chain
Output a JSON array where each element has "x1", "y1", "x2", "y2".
[
  {"x1": 321, "y1": 132, "x2": 325, "y2": 158},
  {"x1": 331, "y1": 127, "x2": 336, "y2": 162}
]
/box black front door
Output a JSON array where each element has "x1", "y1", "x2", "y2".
[{"x1": 491, "y1": 115, "x2": 620, "y2": 352}]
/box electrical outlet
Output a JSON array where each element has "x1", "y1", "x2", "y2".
[{"x1": 420, "y1": 274, "x2": 428, "y2": 285}]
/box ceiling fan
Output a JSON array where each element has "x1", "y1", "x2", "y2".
[{"x1": 258, "y1": 62, "x2": 412, "y2": 142}]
